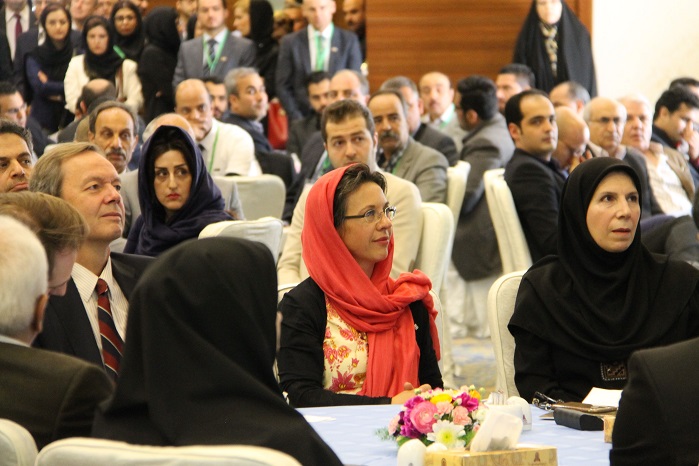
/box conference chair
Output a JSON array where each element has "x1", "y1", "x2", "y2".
[
  {"x1": 232, "y1": 175, "x2": 286, "y2": 220},
  {"x1": 211, "y1": 175, "x2": 245, "y2": 214},
  {"x1": 445, "y1": 161, "x2": 470, "y2": 228},
  {"x1": 0, "y1": 419, "x2": 37, "y2": 466},
  {"x1": 199, "y1": 217, "x2": 284, "y2": 263},
  {"x1": 36, "y1": 439, "x2": 302, "y2": 466},
  {"x1": 487, "y1": 270, "x2": 525, "y2": 398},
  {"x1": 483, "y1": 169, "x2": 532, "y2": 275}
]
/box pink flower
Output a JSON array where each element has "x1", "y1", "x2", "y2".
[
  {"x1": 435, "y1": 401, "x2": 454, "y2": 416},
  {"x1": 388, "y1": 415, "x2": 400, "y2": 435},
  {"x1": 452, "y1": 406, "x2": 473, "y2": 426},
  {"x1": 409, "y1": 401, "x2": 438, "y2": 434},
  {"x1": 455, "y1": 392, "x2": 479, "y2": 412}
]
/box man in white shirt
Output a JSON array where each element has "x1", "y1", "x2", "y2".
[
  {"x1": 175, "y1": 78, "x2": 259, "y2": 176},
  {"x1": 2, "y1": 0, "x2": 31, "y2": 61},
  {"x1": 418, "y1": 71, "x2": 467, "y2": 152}
]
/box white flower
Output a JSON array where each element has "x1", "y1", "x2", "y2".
[{"x1": 426, "y1": 420, "x2": 466, "y2": 449}]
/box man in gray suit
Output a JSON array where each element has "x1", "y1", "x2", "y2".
[
  {"x1": 275, "y1": 0, "x2": 362, "y2": 120},
  {"x1": 172, "y1": 0, "x2": 256, "y2": 88},
  {"x1": 419, "y1": 71, "x2": 467, "y2": 153},
  {"x1": 449, "y1": 76, "x2": 513, "y2": 339},
  {"x1": 368, "y1": 90, "x2": 448, "y2": 203}
]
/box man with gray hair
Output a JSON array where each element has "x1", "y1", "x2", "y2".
[
  {"x1": 381, "y1": 76, "x2": 458, "y2": 166},
  {"x1": 88, "y1": 100, "x2": 139, "y2": 175},
  {"x1": 0, "y1": 215, "x2": 112, "y2": 449},
  {"x1": 549, "y1": 80, "x2": 590, "y2": 116}
]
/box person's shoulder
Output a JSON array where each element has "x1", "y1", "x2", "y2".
[
  {"x1": 407, "y1": 139, "x2": 449, "y2": 167},
  {"x1": 384, "y1": 171, "x2": 421, "y2": 200},
  {"x1": 228, "y1": 33, "x2": 255, "y2": 49},
  {"x1": 218, "y1": 120, "x2": 253, "y2": 138},
  {"x1": 5, "y1": 343, "x2": 102, "y2": 376},
  {"x1": 632, "y1": 336, "x2": 699, "y2": 369},
  {"x1": 111, "y1": 251, "x2": 154, "y2": 268}
]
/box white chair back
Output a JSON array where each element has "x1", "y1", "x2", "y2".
[
  {"x1": 233, "y1": 175, "x2": 286, "y2": 220},
  {"x1": 199, "y1": 217, "x2": 284, "y2": 263},
  {"x1": 414, "y1": 202, "x2": 454, "y2": 293},
  {"x1": 487, "y1": 270, "x2": 524, "y2": 398},
  {"x1": 211, "y1": 175, "x2": 244, "y2": 213},
  {"x1": 36, "y1": 438, "x2": 302, "y2": 465},
  {"x1": 445, "y1": 160, "x2": 470, "y2": 228},
  {"x1": 0, "y1": 419, "x2": 37, "y2": 466},
  {"x1": 483, "y1": 169, "x2": 532, "y2": 274}
]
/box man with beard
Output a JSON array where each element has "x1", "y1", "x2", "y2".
[
  {"x1": 368, "y1": 89, "x2": 448, "y2": 203},
  {"x1": 88, "y1": 101, "x2": 138, "y2": 175}
]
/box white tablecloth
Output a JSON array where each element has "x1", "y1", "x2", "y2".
[{"x1": 299, "y1": 405, "x2": 611, "y2": 466}]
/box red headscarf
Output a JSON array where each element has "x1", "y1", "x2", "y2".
[{"x1": 302, "y1": 165, "x2": 440, "y2": 398}]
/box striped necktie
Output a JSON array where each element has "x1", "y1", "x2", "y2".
[
  {"x1": 96, "y1": 278, "x2": 124, "y2": 381},
  {"x1": 204, "y1": 38, "x2": 217, "y2": 76}
]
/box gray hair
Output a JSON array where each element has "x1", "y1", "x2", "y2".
[{"x1": 224, "y1": 67, "x2": 260, "y2": 96}]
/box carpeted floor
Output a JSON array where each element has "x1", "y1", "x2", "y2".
[{"x1": 451, "y1": 337, "x2": 497, "y2": 393}]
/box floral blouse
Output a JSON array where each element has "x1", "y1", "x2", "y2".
[{"x1": 322, "y1": 299, "x2": 368, "y2": 394}]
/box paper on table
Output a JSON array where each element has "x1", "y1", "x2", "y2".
[
  {"x1": 582, "y1": 387, "x2": 622, "y2": 407},
  {"x1": 303, "y1": 415, "x2": 336, "y2": 423}
]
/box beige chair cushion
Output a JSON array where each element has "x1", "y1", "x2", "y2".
[
  {"x1": 199, "y1": 217, "x2": 284, "y2": 263},
  {"x1": 0, "y1": 419, "x2": 37, "y2": 466}
]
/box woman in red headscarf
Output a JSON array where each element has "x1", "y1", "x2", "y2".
[{"x1": 277, "y1": 163, "x2": 443, "y2": 407}]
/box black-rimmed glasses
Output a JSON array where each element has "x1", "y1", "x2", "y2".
[{"x1": 344, "y1": 206, "x2": 397, "y2": 224}]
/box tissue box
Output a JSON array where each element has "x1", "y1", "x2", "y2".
[{"x1": 425, "y1": 444, "x2": 557, "y2": 466}]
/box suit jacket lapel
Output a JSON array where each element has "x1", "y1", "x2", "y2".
[
  {"x1": 111, "y1": 253, "x2": 141, "y2": 299},
  {"x1": 299, "y1": 32, "x2": 312, "y2": 75},
  {"x1": 328, "y1": 29, "x2": 342, "y2": 73},
  {"x1": 214, "y1": 30, "x2": 231, "y2": 76}
]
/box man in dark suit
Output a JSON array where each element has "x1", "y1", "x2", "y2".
[
  {"x1": 172, "y1": 0, "x2": 256, "y2": 88},
  {"x1": 381, "y1": 75, "x2": 458, "y2": 166},
  {"x1": 610, "y1": 337, "x2": 699, "y2": 466},
  {"x1": 286, "y1": 70, "x2": 330, "y2": 158},
  {"x1": 276, "y1": 0, "x2": 362, "y2": 120},
  {"x1": 29, "y1": 142, "x2": 152, "y2": 373},
  {"x1": 0, "y1": 0, "x2": 33, "y2": 61},
  {"x1": 450, "y1": 76, "x2": 514, "y2": 337},
  {"x1": 0, "y1": 215, "x2": 112, "y2": 450},
  {"x1": 223, "y1": 67, "x2": 296, "y2": 188},
  {"x1": 0, "y1": 81, "x2": 49, "y2": 155},
  {"x1": 504, "y1": 89, "x2": 565, "y2": 262}
]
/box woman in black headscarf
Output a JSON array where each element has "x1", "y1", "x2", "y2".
[
  {"x1": 110, "y1": 0, "x2": 145, "y2": 61},
  {"x1": 509, "y1": 157, "x2": 699, "y2": 402},
  {"x1": 138, "y1": 6, "x2": 180, "y2": 123},
  {"x1": 92, "y1": 237, "x2": 343, "y2": 466},
  {"x1": 25, "y1": 4, "x2": 74, "y2": 132},
  {"x1": 124, "y1": 125, "x2": 232, "y2": 256},
  {"x1": 233, "y1": 0, "x2": 278, "y2": 99},
  {"x1": 513, "y1": 0, "x2": 597, "y2": 96}
]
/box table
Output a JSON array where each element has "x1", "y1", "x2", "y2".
[{"x1": 299, "y1": 405, "x2": 611, "y2": 466}]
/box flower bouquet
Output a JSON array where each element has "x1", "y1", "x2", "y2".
[{"x1": 379, "y1": 386, "x2": 485, "y2": 450}]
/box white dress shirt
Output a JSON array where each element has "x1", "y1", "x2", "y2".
[{"x1": 198, "y1": 118, "x2": 260, "y2": 176}]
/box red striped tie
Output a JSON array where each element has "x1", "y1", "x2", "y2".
[{"x1": 96, "y1": 278, "x2": 123, "y2": 381}]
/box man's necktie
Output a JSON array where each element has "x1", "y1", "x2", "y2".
[
  {"x1": 205, "y1": 38, "x2": 218, "y2": 75},
  {"x1": 315, "y1": 32, "x2": 326, "y2": 71},
  {"x1": 14, "y1": 13, "x2": 22, "y2": 42},
  {"x1": 96, "y1": 278, "x2": 123, "y2": 382}
]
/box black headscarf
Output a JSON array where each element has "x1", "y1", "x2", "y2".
[
  {"x1": 513, "y1": 0, "x2": 597, "y2": 96},
  {"x1": 82, "y1": 15, "x2": 124, "y2": 82},
  {"x1": 92, "y1": 237, "x2": 343, "y2": 466},
  {"x1": 510, "y1": 157, "x2": 699, "y2": 361},
  {"x1": 128, "y1": 125, "x2": 231, "y2": 256},
  {"x1": 110, "y1": 0, "x2": 145, "y2": 61},
  {"x1": 143, "y1": 6, "x2": 180, "y2": 57},
  {"x1": 30, "y1": 4, "x2": 73, "y2": 81}
]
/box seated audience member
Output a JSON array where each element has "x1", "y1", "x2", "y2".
[
  {"x1": 368, "y1": 90, "x2": 448, "y2": 203},
  {"x1": 124, "y1": 125, "x2": 232, "y2": 256},
  {"x1": 70, "y1": 0, "x2": 99, "y2": 32},
  {"x1": 88, "y1": 101, "x2": 139, "y2": 175},
  {"x1": 610, "y1": 337, "x2": 699, "y2": 466},
  {"x1": 277, "y1": 99, "x2": 421, "y2": 286},
  {"x1": 509, "y1": 157, "x2": 699, "y2": 402},
  {"x1": 287, "y1": 71, "x2": 330, "y2": 158},
  {"x1": 513, "y1": 0, "x2": 596, "y2": 96},
  {"x1": 0, "y1": 81, "x2": 50, "y2": 156},
  {"x1": 94, "y1": 0, "x2": 118, "y2": 18},
  {"x1": 495, "y1": 63, "x2": 534, "y2": 114},
  {"x1": 64, "y1": 16, "x2": 143, "y2": 116},
  {"x1": 175, "y1": 79, "x2": 259, "y2": 176},
  {"x1": 203, "y1": 76, "x2": 229, "y2": 120},
  {"x1": 0, "y1": 192, "x2": 89, "y2": 299},
  {"x1": 620, "y1": 93, "x2": 694, "y2": 217},
  {"x1": 92, "y1": 237, "x2": 343, "y2": 466},
  {"x1": 651, "y1": 86, "x2": 699, "y2": 185},
  {"x1": 548, "y1": 80, "x2": 590, "y2": 116},
  {"x1": 0, "y1": 119, "x2": 33, "y2": 193},
  {"x1": 418, "y1": 71, "x2": 467, "y2": 152},
  {"x1": 278, "y1": 163, "x2": 442, "y2": 407},
  {"x1": 551, "y1": 106, "x2": 589, "y2": 176},
  {"x1": 138, "y1": 6, "x2": 181, "y2": 124},
  {"x1": 57, "y1": 78, "x2": 117, "y2": 143},
  {"x1": 110, "y1": 1, "x2": 144, "y2": 61},
  {"x1": 381, "y1": 76, "x2": 458, "y2": 166},
  {"x1": 29, "y1": 142, "x2": 153, "y2": 374},
  {"x1": 503, "y1": 89, "x2": 564, "y2": 262},
  {"x1": 24, "y1": 4, "x2": 73, "y2": 133},
  {"x1": 0, "y1": 215, "x2": 112, "y2": 450}
]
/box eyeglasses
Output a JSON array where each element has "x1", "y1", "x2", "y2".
[{"x1": 344, "y1": 205, "x2": 397, "y2": 224}]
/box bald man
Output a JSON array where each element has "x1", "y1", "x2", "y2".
[
  {"x1": 552, "y1": 106, "x2": 590, "y2": 176},
  {"x1": 549, "y1": 81, "x2": 590, "y2": 116},
  {"x1": 419, "y1": 71, "x2": 467, "y2": 152}
]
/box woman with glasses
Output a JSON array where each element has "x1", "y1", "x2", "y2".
[
  {"x1": 509, "y1": 157, "x2": 699, "y2": 403},
  {"x1": 278, "y1": 163, "x2": 443, "y2": 407}
]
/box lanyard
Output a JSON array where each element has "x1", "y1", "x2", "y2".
[
  {"x1": 207, "y1": 126, "x2": 221, "y2": 173},
  {"x1": 204, "y1": 31, "x2": 228, "y2": 74},
  {"x1": 113, "y1": 45, "x2": 126, "y2": 59}
]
